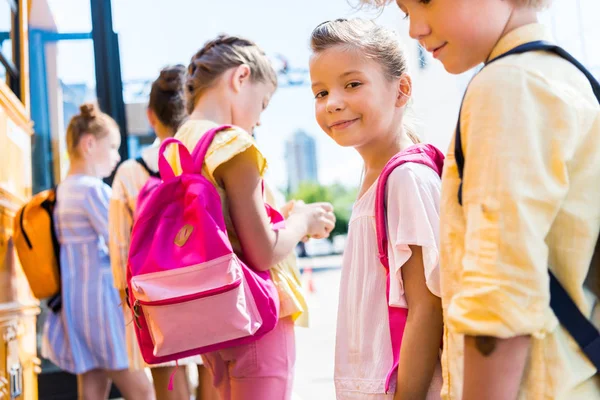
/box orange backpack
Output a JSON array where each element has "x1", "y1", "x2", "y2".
[{"x1": 13, "y1": 188, "x2": 61, "y2": 300}]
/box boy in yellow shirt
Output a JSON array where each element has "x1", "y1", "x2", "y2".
[{"x1": 362, "y1": 0, "x2": 600, "y2": 398}]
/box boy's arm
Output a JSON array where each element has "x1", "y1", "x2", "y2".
[
  {"x1": 462, "y1": 335, "x2": 530, "y2": 400},
  {"x1": 447, "y1": 65, "x2": 575, "y2": 397}
]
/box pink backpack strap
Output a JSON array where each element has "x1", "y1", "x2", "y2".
[
  {"x1": 374, "y1": 143, "x2": 444, "y2": 393},
  {"x1": 191, "y1": 125, "x2": 234, "y2": 172},
  {"x1": 262, "y1": 182, "x2": 286, "y2": 231},
  {"x1": 158, "y1": 137, "x2": 195, "y2": 179}
]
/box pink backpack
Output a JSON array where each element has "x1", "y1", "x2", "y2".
[
  {"x1": 134, "y1": 156, "x2": 161, "y2": 219},
  {"x1": 127, "y1": 125, "x2": 280, "y2": 366},
  {"x1": 374, "y1": 143, "x2": 444, "y2": 393}
]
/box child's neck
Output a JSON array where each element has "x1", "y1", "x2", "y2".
[
  {"x1": 67, "y1": 157, "x2": 97, "y2": 178},
  {"x1": 356, "y1": 130, "x2": 414, "y2": 199},
  {"x1": 155, "y1": 125, "x2": 174, "y2": 142},
  {"x1": 188, "y1": 91, "x2": 233, "y2": 125},
  {"x1": 360, "y1": 131, "x2": 414, "y2": 175},
  {"x1": 490, "y1": 7, "x2": 539, "y2": 60}
]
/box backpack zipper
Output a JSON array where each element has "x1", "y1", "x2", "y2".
[
  {"x1": 134, "y1": 278, "x2": 242, "y2": 307},
  {"x1": 132, "y1": 279, "x2": 242, "y2": 329}
]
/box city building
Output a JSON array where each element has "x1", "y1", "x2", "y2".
[{"x1": 285, "y1": 130, "x2": 318, "y2": 193}]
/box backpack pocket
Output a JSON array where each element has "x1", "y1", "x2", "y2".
[{"x1": 130, "y1": 254, "x2": 262, "y2": 357}]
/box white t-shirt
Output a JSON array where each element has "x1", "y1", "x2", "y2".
[{"x1": 335, "y1": 163, "x2": 443, "y2": 399}]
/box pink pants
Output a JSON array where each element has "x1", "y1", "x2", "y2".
[{"x1": 201, "y1": 317, "x2": 296, "y2": 400}]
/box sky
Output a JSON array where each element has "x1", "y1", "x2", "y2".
[{"x1": 45, "y1": 0, "x2": 600, "y2": 189}]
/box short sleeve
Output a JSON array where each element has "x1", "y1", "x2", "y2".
[
  {"x1": 386, "y1": 163, "x2": 442, "y2": 308},
  {"x1": 204, "y1": 127, "x2": 267, "y2": 184},
  {"x1": 82, "y1": 181, "x2": 111, "y2": 244},
  {"x1": 166, "y1": 122, "x2": 267, "y2": 185}
]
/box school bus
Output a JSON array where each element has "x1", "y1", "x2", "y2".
[
  {"x1": 0, "y1": 0, "x2": 40, "y2": 399},
  {"x1": 1, "y1": 0, "x2": 132, "y2": 397}
]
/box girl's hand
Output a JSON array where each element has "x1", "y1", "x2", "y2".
[
  {"x1": 281, "y1": 200, "x2": 299, "y2": 219},
  {"x1": 290, "y1": 201, "x2": 336, "y2": 239},
  {"x1": 281, "y1": 200, "x2": 311, "y2": 242},
  {"x1": 216, "y1": 148, "x2": 333, "y2": 270}
]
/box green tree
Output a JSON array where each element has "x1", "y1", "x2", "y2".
[{"x1": 289, "y1": 182, "x2": 357, "y2": 239}]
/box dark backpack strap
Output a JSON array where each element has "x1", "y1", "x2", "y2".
[
  {"x1": 136, "y1": 156, "x2": 160, "y2": 178},
  {"x1": 40, "y1": 187, "x2": 61, "y2": 266},
  {"x1": 456, "y1": 41, "x2": 600, "y2": 206},
  {"x1": 44, "y1": 186, "x2": 62, "y2": 313},
  {"x1": 454, "y1": 41, "x2": 600, "y2": 370}
]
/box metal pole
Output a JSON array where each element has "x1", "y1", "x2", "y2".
[
  {"x1": 90, "y1": 0, "x2": 129, "y2": 165},
  {"x1": 29, "y1": 30, "x2": 54, "y2": 193}
]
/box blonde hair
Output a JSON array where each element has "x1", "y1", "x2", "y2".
[
  {"x1": 357, "y1": 0, "x2": 551, "y2": 9},
  {"x1": 186, "y1": 35, "x2": 278, "y2": 114},
  {"x1": 355, "y1": 0, "x2": 392, "y2": 7},
  {"x1": 311, "y1": 18, "x2": 420, "y2": 143},
  {"x1": 66, "y1": 103, "x2": 118, "y2": 157}
]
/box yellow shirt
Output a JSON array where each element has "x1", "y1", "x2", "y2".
[
  {"x1": 109, "y1": 144, "x2": 161, "y2": 291},
  {"x1": 440, "y1": 23, "x2": 600, "y2": 399},
  {"x1": 167, "y1": 120, "x2": 308, "y2": 326}
]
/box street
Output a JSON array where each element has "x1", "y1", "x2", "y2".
[{"x1": 293, "y1": 256, "x2": 342, "y2": 400}]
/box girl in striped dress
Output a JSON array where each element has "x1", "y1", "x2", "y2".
[{"x1": 42, "y1": 103, "x2": 154, "y2": 400}]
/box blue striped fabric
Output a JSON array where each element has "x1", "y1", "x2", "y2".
[{"x1": 42, "y1": 175, "x2": 129, "y2": 374}]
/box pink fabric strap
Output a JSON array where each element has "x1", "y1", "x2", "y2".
[
  {"x1": 266, "y1": 204, "x2": 285, "y2": 231},
  {"x1": 261, "y1": 181, "x2": 286, "y2": 231},
  {"x1": 158, "y1": 137, "x2": 195, "y2": 180},
  {"x1": 167, "y1": 360, "x2": 179, "y2": 391},
  {"x1": 191, "y1": 125, "x2": 233, "y2": 173},
  {"x1": 374, "y1": 143, "x2": 444, "y2": 393}
]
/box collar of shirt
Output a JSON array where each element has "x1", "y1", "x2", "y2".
[{"x1": 487, "y1": 22, "x2": 553, "y2": 62}]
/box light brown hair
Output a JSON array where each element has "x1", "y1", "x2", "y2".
[
  {"x1": 185, "y1": 35, "x2": 278, "y2": 114},
  {"x1": 149, "y1": 65, "x2": 187, "y2": 132},
  {"x1": 311, "y1": 18, "x2": 420, "y2": 143},
  {"x1": 358, "y1": 0, "x2": 551, "y2": 10},
  {"x1": 66, "y1": 103, "x2": 118, "y2": 157}
]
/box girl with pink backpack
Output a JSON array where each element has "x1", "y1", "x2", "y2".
[
  {"x1": 143, "y1": 35, "x2": 335, "y2": 399},
  {"x1": 109, "y1": 66, "x2": 217, "y2": 400},
  {"x1": 309, "y1": 19, "x2": 445, "y2": 399}
]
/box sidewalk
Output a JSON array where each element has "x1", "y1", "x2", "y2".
[{"x1": 294, "y1": 266, "x2": 340, "y2": 400}]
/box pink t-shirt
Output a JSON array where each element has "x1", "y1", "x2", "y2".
[{"x1": 335, "y1": 163, "x2": 443, "y2": 399}]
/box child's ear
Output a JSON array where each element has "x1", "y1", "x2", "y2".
[
  {"x1": 396, "y1": 74, "x2": 412, "y2": 108},
  {"x1": 231, "y1": 64, "x2": 251, "y2": 93},
  {"x1": 79, "y1": 133, "x2": 95, "y2": 157},
  {"x1": 147, "y1": 108, "x2": 158, "y2": 129}
]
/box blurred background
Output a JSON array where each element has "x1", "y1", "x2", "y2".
[{"x1": 0, "y1": 0, "x2": 598, "y2": 398}]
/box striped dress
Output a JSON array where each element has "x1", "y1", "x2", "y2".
[{"x1": 42, "y1": 175, "x2": 129, "y2": 374}]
